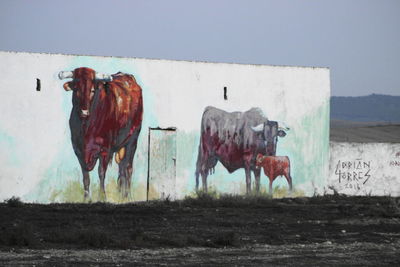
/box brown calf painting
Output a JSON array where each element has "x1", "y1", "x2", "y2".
[{"x1": 256, "y1": 154, "x2": 293, "y2": 194}]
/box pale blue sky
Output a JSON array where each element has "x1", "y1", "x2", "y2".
[{"x1": 0, "y1": 0, "x2": 399, "y2": 96}]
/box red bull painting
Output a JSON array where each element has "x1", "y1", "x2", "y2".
[{"x1": 58, "y1": 67, "x2": 143, "y2": 200}]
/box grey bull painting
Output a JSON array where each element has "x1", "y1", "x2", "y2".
[{"x1": 195, "y1": 106, "x2": 290, "y2": 194}]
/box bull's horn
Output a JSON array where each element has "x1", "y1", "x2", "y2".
[
  {"x1": 278, "y1": 121, "x2": 290, "y2": 131},
  {"x1": 58, "y1": 71, "x2": 73, "y2": 80},
  {"x1": 95, "y1": 72, "x2": 112, "y2": 81},
  {"x1": 251, "y1": 123, "x2": 264, "y2": 132}
]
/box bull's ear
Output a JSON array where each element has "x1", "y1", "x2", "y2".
[
  {"x1": 278, "y1": 121, "x2": 290, "y2": 131},
  {"x1": 63, "y1": 82, "x2": 73, "y2": 91},
  {"x1": 277, "y1": 130, "x2": 286, "y2": 137},
  {"x1": 58, "y1": 71, "x2": 73, "y2": 80}
]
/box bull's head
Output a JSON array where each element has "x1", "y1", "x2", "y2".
[
  {"x1": 251, "y1": 121, "x2": 289, "y2": 156},
  {"x1": 58, "y1": 67, "x2": 112, "y2": 119}
]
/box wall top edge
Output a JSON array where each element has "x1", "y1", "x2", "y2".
[
  {"x1": 0, "y1": 50, "x2": 330, "y2": 71},
  {"x1": 330, "y1": 141, "x2": 400, "y2": 145}
]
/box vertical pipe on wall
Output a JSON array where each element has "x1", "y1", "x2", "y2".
[{"x1": 146, "y1": 128, "x2": 151, "y2": 201}]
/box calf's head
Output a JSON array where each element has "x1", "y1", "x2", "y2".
[
  {"x1": 59, "y1": 67, "x2": 112, "y2": 119},
  {"x1": 255, "y1": 153, "x2": 266, "y2": 169},
  {"x1": 252, "y1": 120, "x2": 289, "y2": 156}
]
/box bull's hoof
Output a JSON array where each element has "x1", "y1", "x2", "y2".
[
  {"x1": 288, "y1": 187, "x2": 293, "y2": 197},
  {"x1": 83, "y1": 197, "x2": 92, "y2": 204},
  {"x1": 117, "y1": 178, "x2": 123, "y2": 192},
  {"x1": 119, "y1": 193, "x2": 131, "y2": 203},
  {"x1": 98, "y1": 192, "x2": 107, "y2": 202},
  {"x1": 119, "y1": 186, "x2": 131, "y2": 201},
  {"x1": 124, "y1": 193, "x2": 131, "y2": 201},
  {"x1": 83, "y1": 190, "x2": 91, "y2": 202}
]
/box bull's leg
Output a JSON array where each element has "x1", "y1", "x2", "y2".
[
  {"x1": 269, "y1": 178, "x2": 273, "y2": 195},
  {"x1": 118, "y1": 138, "x2": 139, "y2": 199},
  {"x1": 196, "y1": 147, "x2": 213, "y2": 193},
  {"x1": 117, "y1": 159, "x2": 123, "y2": 192},
  {"x1": 203, "y1": 157, "x2": 218, "y2": 193},
  {"x1": 117, "y1": 163, "x2": 126, "y2": 197},
  {"x1": 195, "y1": 171, "x2": 200, "y2": 192},
  {"x1": 125, "y1": 162, "x2": 133, "y2": 199},
  {"x1": 82, "y1": 169, "x2": 90, "y2": 200},
  {"x1": 118, "y1": 160, "x2": 132, "y2": 199},
  {"x1": 285, "y1": 174, "x2": 293, "y2": 192},
  {"x1": 245, "y1": 168, "x2": 252, "y2": 194},
  {"x1": 125, "y1": 142, "x2": 139, "y2": 199},
  {"x1": 195, "y1": 147, "x2": 202, "y2": 192},
  {"x1": 253, "y1": 168, "x2": 261, "y2": 194},
  {"x1": 98, "y1": 154, "x2": 110, "y2": 201},
  {"x1": 201, "y1": 171, "x2": 208, "y2": 193}
]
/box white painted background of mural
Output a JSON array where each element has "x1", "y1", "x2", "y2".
[
  {"x1": 0, "y1": 52, "x2": 70, "y2": 200},
  {"x1": 0, "y1": 51, "x2": 330, "y2": 202},
  {"x1": 329, "y1": 142, "x2": 400, "y2": 196}
]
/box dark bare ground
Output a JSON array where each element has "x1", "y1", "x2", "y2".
[
  {"x1": 1, "y1": 195, "x2": 400, "y2": 266},
  {"x1": 330, "y1": 120, "x2": 400, "y2": 143}
]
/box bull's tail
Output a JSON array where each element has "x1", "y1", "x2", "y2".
[{"x1": 195, "y1": 142, "x2": 202, "y2": 191}]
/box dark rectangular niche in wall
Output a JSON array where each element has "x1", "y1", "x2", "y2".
[
  {"x1": 224, "y1": 86, "x2": 227, "y2": 100},
  {"x1": 36, "y1": 79, "x2": 41, "y2": 91}
]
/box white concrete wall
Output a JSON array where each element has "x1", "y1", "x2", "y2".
[
  {"x1": 329, "y1": 142, "x2": 400, "y2": 196},
  {"x1": 0, "y1": 51, "x2": 330, "y2": 202}
]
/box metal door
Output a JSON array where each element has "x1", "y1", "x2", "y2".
[{"x1": 147, "y1": 127, "x2": 177, "y2": 201}]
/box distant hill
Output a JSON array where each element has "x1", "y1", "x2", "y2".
[{"x1": 331, "y1": 94, "x2": 400, "y2": 122}]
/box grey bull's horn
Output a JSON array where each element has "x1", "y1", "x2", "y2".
[
  {"x1": 58, "y1": 71, "x2": 73, "y2": 80},
  {"x1": 95, "y1": 72, "x2": 112, "y2": 81},
  {"x1": 278, "y1": 121, "x2": 290, "y2": 131},
  {"x1": 251, "y1": 123, "x2": 264, "y2": 132}
]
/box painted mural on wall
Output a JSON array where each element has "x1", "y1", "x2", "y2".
[
  {"x1": 195, "y1": 106, "x2": 290, "y2": 194},
  {"x1": 58, "y1": 67, "x2": 143, "y2": 200},
  {"x1": 0, "y1": 51, "x2": 331, "y2": 203}
]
